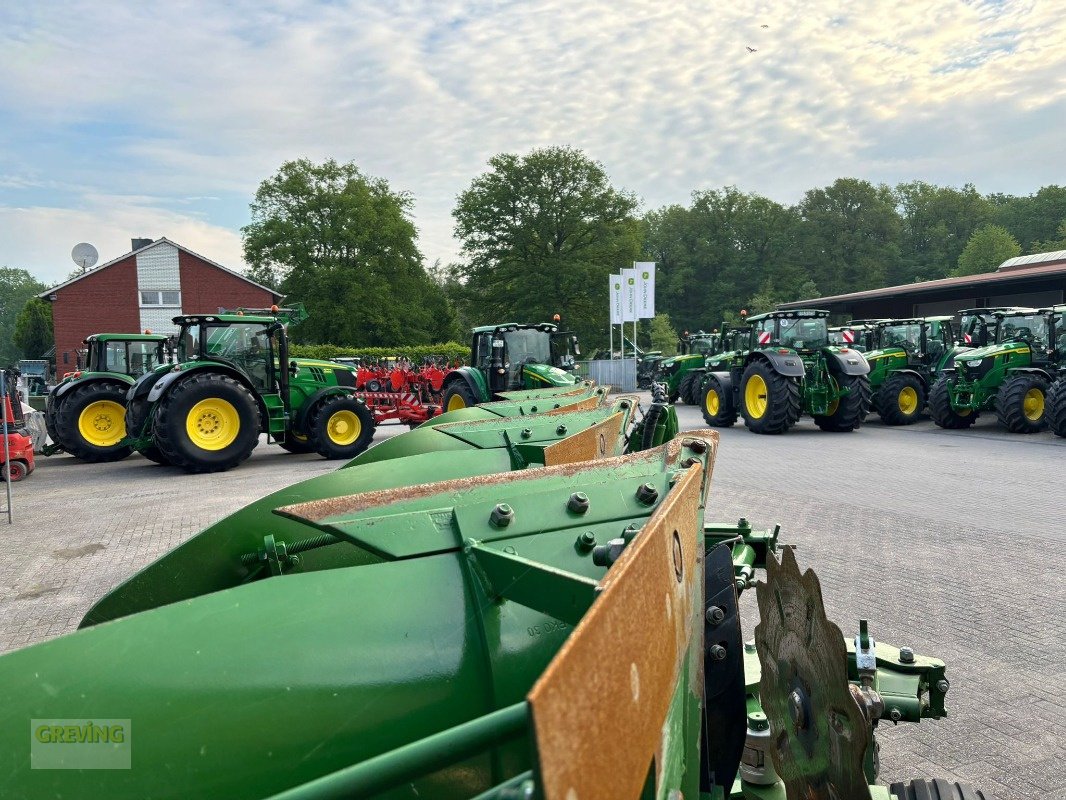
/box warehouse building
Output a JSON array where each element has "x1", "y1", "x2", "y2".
[
  {"x1": 779, "y1": 250, "x2": 1066, "y2": 319},
  {"x1": 40, "y1": 238, "x2": 281, "y2": 371}
]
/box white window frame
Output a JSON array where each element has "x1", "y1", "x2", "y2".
[{"x1": 140, "y1": 290, "x2": 182, "y2": 307}]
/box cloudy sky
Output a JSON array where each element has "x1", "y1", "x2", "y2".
[{"x1": 1, "y1": 0, "x2": 1064, "y2": 284}]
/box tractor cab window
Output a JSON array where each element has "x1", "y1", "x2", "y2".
[
  {"x1": 779, "y1": 317, "x2": 827, "y2": 350},
  {"x1": 961, "y1": 314, "x2": 994, "y2": 346},
  {"x1": 881, "y1": 324, "x2": 921, "y2": 354},
  {"x1": 103, "y1": 342, "x2": 129, "y2": 374},
  {"x1": 127, "y1": 342, "x2": 164, "y2": 377},
  {"x1": 179, "y1": 324, "x2": 202, "y2": 361},
  {"x1": 209, "y1": 324, "x2": 273, "y2": 390},
  {"x1": 998, "y1": 314, "x2": 1048, "y2": 349},
  {"x1": 503, "y1": 329, "x2": 551, "y2": 387},
  {"x1": 472, "y1": 333, "x2": 493, "y2": 369},
  {"x1": 753, "y1": 319, "x2": 775, "y2": 346},
  {"x1": 690, "y1": 337, "x2": 717, "y2": 357}
]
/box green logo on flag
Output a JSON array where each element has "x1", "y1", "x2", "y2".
[
  {"x1": 627, "y1": 278, "x2": 634, "y2": 285},
  {"x1": 642, "y1": 271, "x2": 649, "y2": 279}
]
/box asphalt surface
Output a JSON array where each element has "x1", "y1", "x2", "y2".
[{"x1": 2, "y1": 400, "x2": 1063, "y2": 798}]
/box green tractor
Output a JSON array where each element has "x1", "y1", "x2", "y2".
[
  {"x1": 124, "y1": 306, "x2": 375, "y2": 472},
  {"x1": 700, "y1": 309, "x2": 871, "y2": 433},
  {"x1": 685, "y1": 324, "x2": 751, "y2": 406},
  {"x1": 441, "y1": 322, "x2": 581, "y2": 411},
  {"x1": 930, "y1": 306, "x2": 1064, "y2": 433},
  {"x1": 44, "y1": 333, "x2": 172, "y2": 462},
  {"x1": 658, "y1": 330, "x2": 721, "y2": 404},
  {"x1": 865, "y1": 316, "x2": 965, "y2": 425},
  {"x1": 829, "y1": 319, "x2": 887, "y2": 352}
]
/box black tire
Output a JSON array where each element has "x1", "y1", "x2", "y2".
[
  {"x1": 2, "y1": 459, "x2": 29, "y2": 481},
  {"x1": 54, "y1": 381, "x2": 133, "y2": 462},
  {"x1": 929, "y1": 376, "x2": 978, "y2": 429},
  {"x1": 889, "y1": 778, "x2": 988, "y2": 800},
  {"x1": 875, "y1": 373, "x2": 926, "y2": 426},
  {"x1": 995, "y1": 373, "x2": 1049, "y2": 433},
  {"x1": 1047, "y1": 376, "x2": 1066, "y2": 438},
  {"x1": 677, "y1": 373, "x2": 697, "y2": 406},
  {"x1": 309, "y1": 394, "x2": 376, "y2": 459},
  {"x1": 44, "y1": 392, "x2": 62, "y2": 446},
  {"x1": 124, "y1": 398, "x2": 171, "y2": 465},
  {"x1": 700, "y1": 375, "x2": 737, "y2": 427},
  {"x1": 687, "y1": 371, "x2": 707, "y2": 405},
  {"x1": 814, "y1": 373, "x2": 872, "y2": 432},
  {"x1": 278, "y1": 432, "x2": 316, "y2": 454},
  {"x1": 153, "y1": 374, "x2": 260, "y2": 473},
  {"x1": 365, "y1": 379, "x2": 383, "y2": 392},
  {"x1": 740, "y1": 361, "x2": 800, "y2": 434},
  {"x1": 443, "y1": 381, "x2": 479, "y2": 412}
]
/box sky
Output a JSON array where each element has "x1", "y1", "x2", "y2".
[{"x1": 1, "y1": 0, "x2": 1064, "y2": 285}]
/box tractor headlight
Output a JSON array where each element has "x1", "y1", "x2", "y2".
[{"x1": 965, "y1": 360, "x2": 983, "y2": 368}]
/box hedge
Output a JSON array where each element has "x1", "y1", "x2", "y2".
[{"x1": 289, "y1": 342, "x2": 469, "y2": 363}]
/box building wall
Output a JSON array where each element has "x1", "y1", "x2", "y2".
[
  {"x1": 177, "y1": 250, "x2": 274, "y2": 314},
  {"x1": 136, "y1": 242, "x2": 182, "y2": 334},
  {"x1": 52, "y1": 256, "x2": 140, "y2": 372}
]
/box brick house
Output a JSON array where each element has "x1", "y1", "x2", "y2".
[{"x1": 39, "y1": 238, "x2": 281, "y2": 371}]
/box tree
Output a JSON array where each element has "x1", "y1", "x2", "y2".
[
  {"x1": 647, "y1": 313, "x2": 679, "y2": 356},
  {"x1": 452, "y1": 146, "x2": 641, "y2": 349},
  {"x1": 1031, "y1": 220, "x2": 1066, "y2": 253},
  {"x1": 991, "y1": 186, "x2": 1066, "y2": 252},
  {"x1": 0, "y1": 268, "x2": 48, "y2": 366},
  {"x1": 953, "y1": 225, "x2": 1021, "y2": 277},
  {"x1": 13, "y1": 298, "x2": 53, "y2": 359},
  {"x1": 894, "y1": 182, "x2": 993, "y2": 282},
  {"x1": 242, "y1": 158, "x2": 452, "y2": 346}
]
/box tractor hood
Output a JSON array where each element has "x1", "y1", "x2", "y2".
[
  {"x1": 863, "y1": 347, "x2": 906, "y2": 362},
  {"x1": 659, "y1": 354, "x2": 703, "y2": 373},
  {"x1": 521, "y1": 363, "x2": 578, "y2": 387},
  {"x1": 956, "y1": 341, "x2": 1027, "y2": 362}
]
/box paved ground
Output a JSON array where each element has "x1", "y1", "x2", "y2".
[{"x1": 2, "y1": 402, "x2": 1063, "y2": 798}]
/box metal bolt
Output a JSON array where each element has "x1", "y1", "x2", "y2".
[
  {"x1": 898, "y1": 646, "x2": 915, "y2": 664},
  {"x1": 747, "y1": 711, "x2": 769, "y2": 731},
  {"x1": 520, "y1": 428, "x2": 532, "y2": 439},
  {"x1": 744, "y1": 640, "x2": 757, "y2": 653},
  {"x1": 737, "y1": 517, "x2": 751, "y2": 532},
  {"x1": 889, "y1": 707, "x2": 903, "y2": 722},
  {"x1": 619, "y1": 400, "x2": 630, "y2": 409},
  {"x1": 705, "y1": 605, "x2": 725, "y2": 625},
  {"x1": 636, "y1": 483, "x2": 659, "y2": 505},
  {"x1": 622, "y1": 524, "x2": 640, "y2": 543},
  {"x1": 556, "y1": 424, "x2": 568, "y2": 435},
  {"x1": 567, "y1": 492, "x2": 590, "y2": 514},
  {"x1": 936, "y1": 679, "x2": 950, "y2": 694},
  {"x1": 530, "y1": 405, "x2": 538, "y2": 413},
  {"x1": 709, "y1": 644, "x2": 727, "y2": 661},
  {"x1": 490, "y1": 503, "x2": 514, "y2": 528},
  {"x1": 687, "y1": 438, "x2": 708, "y2": 454},
  {"x1": 680, "y1": 457, "x2": 699, "y2": 468},
  {"x1": 576, "y1": 531, "x2": 596, "y2": 551},
  {"x1": 592, "y1": 537, "x2": 626, "y2": 567}
]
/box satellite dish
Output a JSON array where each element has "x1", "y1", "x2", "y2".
[{"x1": 71, "y1": 243, "x2": 99, "y2": 271}]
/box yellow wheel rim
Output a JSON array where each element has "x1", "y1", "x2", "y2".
[
  {"x1": 1023, "y1": 388, "x2": 1045, "y2": 421},
  {"x1": 327, "y1": 409, "x2": 361, "y2": 446},
  {"x1": 447, "y1": 392, "x2": 467, "y2": 411},
  {"x1": 78, "y1": 400, "x2": 126, "y2": 447},
  {"x1": 745, "y1": 374, "x2": 768, "y2": 419},
  {"x1": 705, "y1": 388, "x2": 720, "y2": 416},
  {"x1": 185, "y1": 398, "x2": 240, "y2": 451},
  {"x1": 898, "y1": 386, "x2": 919, "y2": 415}
]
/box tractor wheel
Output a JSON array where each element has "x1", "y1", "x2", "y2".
[
  {"x1": 124, "y1": 398, "x2": 171, "y2": 465},
  {"x1": 740, "y1": 361, "x2": 800, "y2": 434},
  {"x1": 676, "y1": 373, "x2": 697, "y2": 406},
  {"x1": 54, "y1": 382, "x2": 133, "y2": 462},
  {"x1": 995, "y1": 373, "x2": 1049, "y2": 433},
  {"x1": 701, "y1": 375, "x2": 737, "y2": 427},
  {"x1": 443, "y1": 382, "x2": 478, "y2": 412},
  {"x1": 153, "y1": 374, "x2": 260, "y2": 473},
  {"x1": 1047, "y1": 377, "x2": 1066, "y2": 438},
  {"x1": 888, "y1": 779, "x2": 988, "y2": 800},
  {"x1": 875, "y1": 373, "x2": 926, "y2": 426},
  {"x1": 365, "y1": 379, "x2": 383, "y2": 392},
  {"x1": 278, "y1": 431, "x2": 316, "y2": 454},
  {"x1": 929, "y1": 377, "x2": 978, "y2": 429},
  {"x1": 44, "y1": 394, "x2": 62, "y2": 446},
  {"x1": 814, "y1": 373, "x2": 872, "y2": 432},
  {"x1": 2, "y1": 459, "x2": 28, "y2": 482},
  {"x1": 309, "y1": 395, "x2": 376, "y2": 459}
]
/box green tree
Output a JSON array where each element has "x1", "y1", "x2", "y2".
[
  {"x1": 647, "y1": 313, "x2": 679, "y2": 356},
  {"x1": 745, "y1": 279, "x2": 782, "y2": 315},
  {"x1": 797, "y1": 178, "x2": 901, "y2": 295},
  {"x1": 13, "y1": 298, "x2": 53, "y2": 359},
  {"x1": 1031, "y1": 220, "x2": 1066, "y2": 253},
  {"x1": 242, "y1": 158, "x2": 452, "y2": 346},
  {"x1": 953, "y1": 224, "x2": 1021, "y2": 277},
  {"x1": 452, "y1": 146, "x2": 641, "y2": 349},
  {"x1": 991, "y1": 186, "x2": 1066, "y2": 251},
  {"x1": 894, "y1": 182, "x2": 993, "y2": 282},
  {"x1": 0, "y1": 268, "x2": 48, "y2": 366}
]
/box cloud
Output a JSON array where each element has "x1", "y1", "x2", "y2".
[{"x1": 0, "y1": 0, "x2": 1063, "y2": 279}]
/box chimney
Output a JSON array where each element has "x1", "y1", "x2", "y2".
[{"x1": 131, "y1": 238, "x2": 154, "y2": 251}]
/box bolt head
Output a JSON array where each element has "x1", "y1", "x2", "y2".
[
  {"x1": 567, "y1": 492, "x2": 590, "y2": 514},
  {"x1": 936, "y1": 679, "x2": 950, "y2": 694},
  {"x1": 898, "y1": 646, "x2": 915, "y2": 663},
  {"x1": 688, "y1": 438, "x2": 708, "y2": 454},
  {"x1": 889, "y1": 707, "x2": 903, "y2": 722},
  {"x1": 709, "y1": 644, "x2": 727, "y2": 661},
  {"x1": 490, "y1": 503, "x2": 514, "y2": 527},
  {"x1": 520, "y1": 428, "x2": 532, "y2": 439},
  {"x1": 706, "y1": 605, "x2": 726, "y2": 625},
  {"x1": 636, "y1": 482, "x2": 659, "y2": 505},
  {"x1": 556, "y1": 424, "x2": 567, "y2": 435}
]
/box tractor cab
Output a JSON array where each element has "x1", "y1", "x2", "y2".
[
  {"x1": 870, "y1": 317, "x2": 954, "y2": 367},
  {"x1": 957, "y1": 307, "x2": 1027, "y2": 347},
  {"x1": 176, "y1": 315, "x2": 280, "y2": 393},
  {"x1": 749, "y1": 310, "x2": 831, "y2": 354},
  {"x1": 677, "y1": 331, "x2": 720, "y2": 358},
  {"x1": 84, "y1": 334, "x2": 172, "y2": 379},
  {"x1": 549, "y1": 329, "x2": 581, "y2": 371}
]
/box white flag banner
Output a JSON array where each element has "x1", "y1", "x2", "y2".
[
  {"x1": 634, "y1": 261, "x2": 655, "y2": 318},
  {"x1": 609, "y1": 274, "x2": 623, "y2": 324},
  {"x1": 621, "y1": 268, "x2": 637, "y2": 322}
]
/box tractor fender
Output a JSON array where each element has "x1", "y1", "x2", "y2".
[
  {"x1": 443, "y1": 367, "x2": 489, "y2": 403},
  {"x1": 885, "y1": 367, "x2": 927, "y2": 387},
  {"x1": 747, "y1": 351, "x2": 805, "y2": 378},
  {"x1": 1006, "y1": 366, "x2": 1055, "y2": 381},
  {"x1": 127, "y1": 369, "x2": 167, "y2": 402},
  {"x1": 148, "y1": 364, "x2": 271, "y2": 431},
  {"x1": 824, "y1": 349, "x2": 871, "y2": 376},
  {"x1": 707, "y1": 370, "x2": 733, "y2": 395},
  {"x1": 292, "y1": 387, "x2": 360, "y2": 433},
  {"x1": 54, "y1": 372, "x2": 133, "y2": 401}
]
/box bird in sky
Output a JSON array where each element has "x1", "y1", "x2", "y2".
[
  {"x1": 761, "y1": 24, "x2": 769, "y2": 28},
  {"x1": 746, "y1": 46, "x2": 758, "y2": 52}
]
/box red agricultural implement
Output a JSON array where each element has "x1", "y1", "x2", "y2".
[{"x1": 1, "y1": 370, "x2": 35, "y2": 482}]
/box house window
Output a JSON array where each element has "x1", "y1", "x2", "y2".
[{"x1": 140, "y1": 290, "x2": 181, "y2": 306}]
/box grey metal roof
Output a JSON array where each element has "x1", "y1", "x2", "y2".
[{"x1": 997, "y1": 249, "x2": 1066, "y2": 271}]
